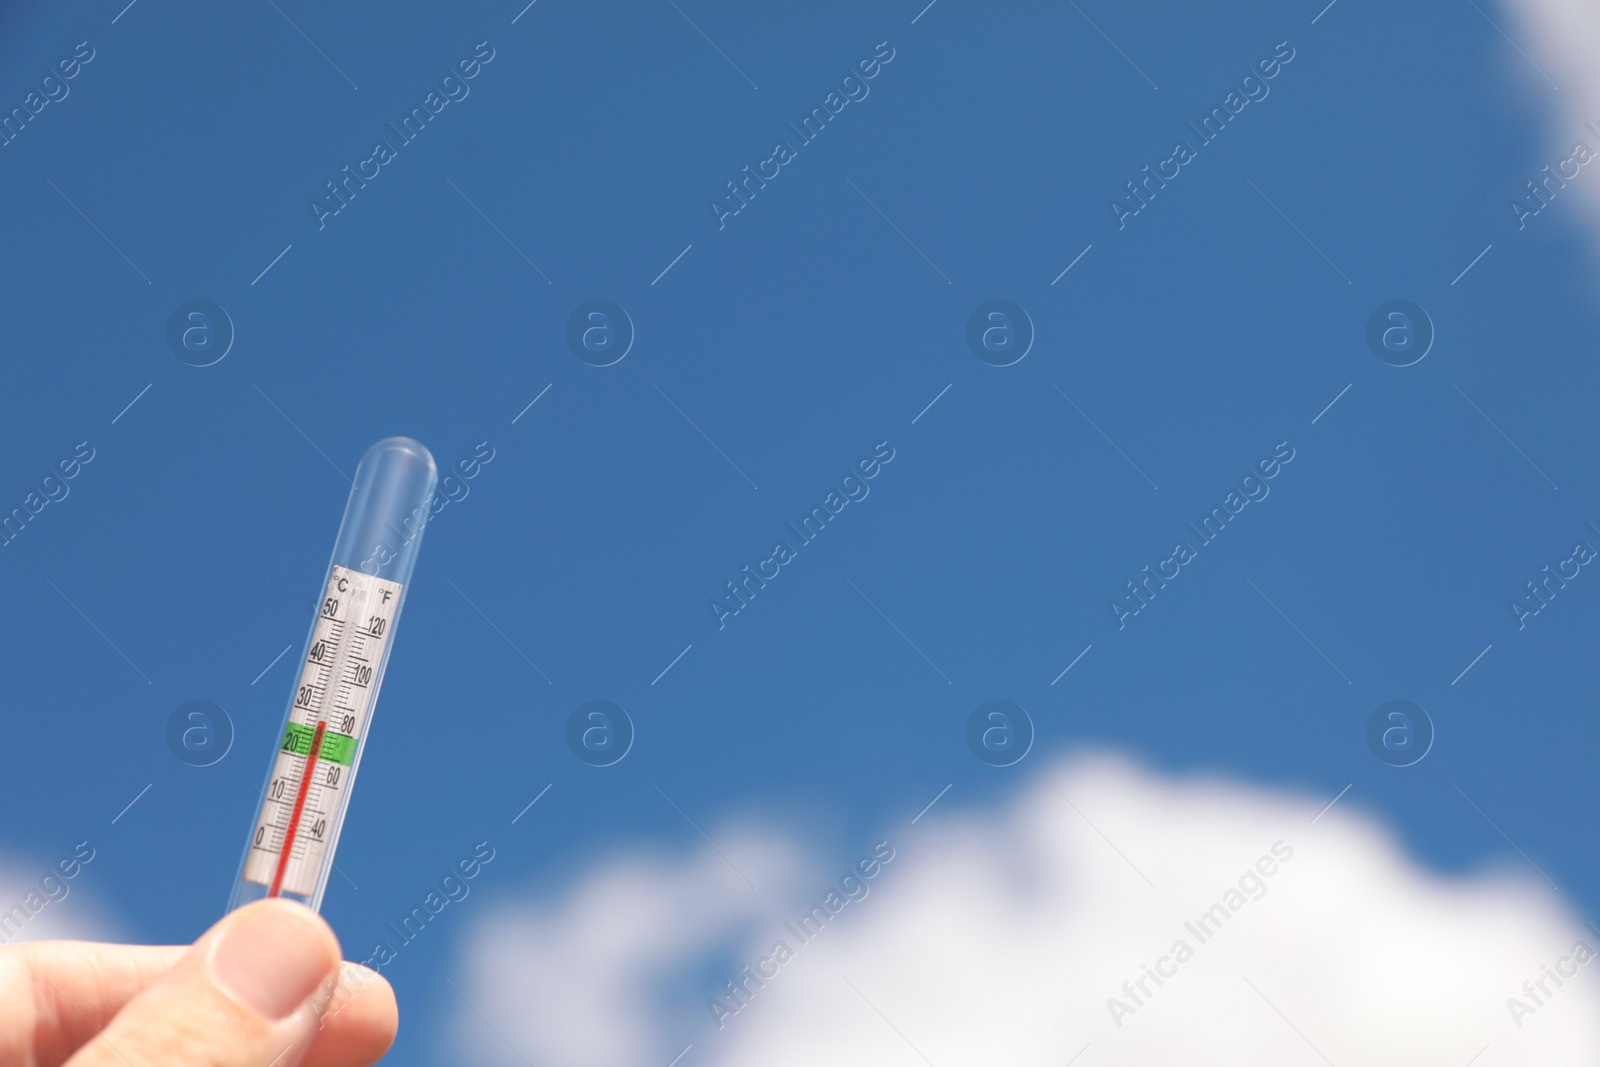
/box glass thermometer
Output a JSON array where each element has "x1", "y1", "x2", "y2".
[{"x1": 228, "y1": 437, "x2": 437, "y2": 912}]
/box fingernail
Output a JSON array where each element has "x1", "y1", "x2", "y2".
[{"x1": 214, "y1": 903, "x2": 337, "y2": 1020}]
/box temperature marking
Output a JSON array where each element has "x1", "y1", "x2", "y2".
[{"x1": 243, "y1": 566, "x2": 401, "y2": 898}]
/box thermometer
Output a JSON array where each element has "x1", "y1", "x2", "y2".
[{"x1": 229, "y1": 437, "x2": 437, "y2": 913}]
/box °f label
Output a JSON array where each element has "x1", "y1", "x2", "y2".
[{"x1": 243, "y1": 566, "x2": 401, "y2": 897}]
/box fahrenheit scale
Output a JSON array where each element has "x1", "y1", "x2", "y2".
[{"x1": 229, "y1": 437, "x2": 437, "y2": 913}]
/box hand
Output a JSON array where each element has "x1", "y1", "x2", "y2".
[{"x1": 0, "y1": 899, "x2": 399, "y2": 1067}]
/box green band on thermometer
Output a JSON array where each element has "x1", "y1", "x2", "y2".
[{"x1": 280, "y1": 722, "x2": 358, "y2": 766}]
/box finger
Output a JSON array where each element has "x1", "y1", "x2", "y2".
[
  {"x1": 6, "y1": 940, "x2": 397, "y2": 1067},
  {"x1": 0, "y1": 944, "x2": 182, "y2": 1067},
  {"x1": 303, "y1": 962, "x2": 398, "y2": 1067},
  {"x1": 59, "y1": 900, "x2": 356, "y2": 1067}
]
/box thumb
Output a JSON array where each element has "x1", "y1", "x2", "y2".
[{"x1": 65, "y1": 899, "x2": 342, "y2": 1067}]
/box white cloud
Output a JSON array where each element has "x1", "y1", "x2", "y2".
[
  {"x1": 1501, "y1": 0, "x2": 1600, "y2": 242},
  {"x1": 453, "y1": 755, "x2": 1600, "y2": 1066},
  {"x1": 0, "y1": 846, "x2": 121, "y2": 947},
  {"x1": 455, "y1": 826, "x2": 815, "y2": 1067}
]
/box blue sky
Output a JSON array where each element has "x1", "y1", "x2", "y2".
[{"x1": 3, "y1": 0, "x2": 1599, "y2": 1062}]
